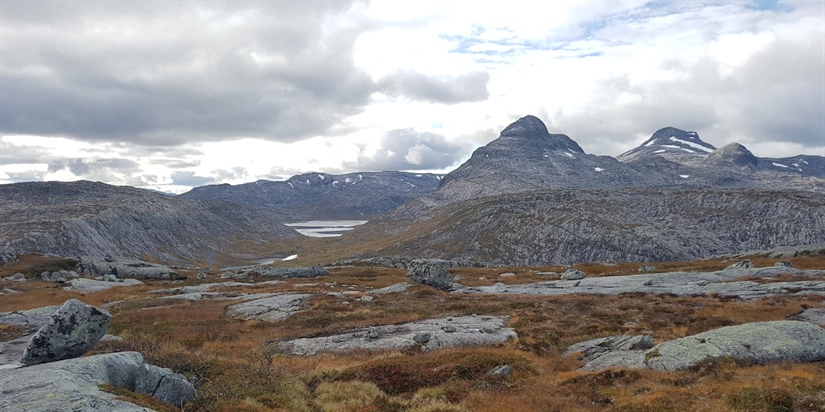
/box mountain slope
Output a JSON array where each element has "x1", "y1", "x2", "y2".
[
  {"x1": 0, "y1": 181, "x2": 302, "y2": 266},
  {"x1": 180, "y1": 171, "x2": 441, "y2": 221}
]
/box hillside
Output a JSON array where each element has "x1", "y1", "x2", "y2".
[
  {"x1": 0, "y1": 181, "x2": 302, "y2": 266},
  {"x1": 179, "y1": 171, "x2": 441, "y2": 221}
]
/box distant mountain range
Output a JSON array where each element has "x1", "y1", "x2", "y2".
[
  {"x1": 179, "y1": 171, "x2": 441, "y2": 221},
  {"x1": 1, "y1": 115, "x2": 823, "y2": 266},
  {"x1": 332, "y1": 116, "x2": 825, "y2": 265}
]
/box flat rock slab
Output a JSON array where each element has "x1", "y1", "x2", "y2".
[
  {"x1": 79, "y1": 256, "x2": 175, "y2": 279},
  {"x1": 0, "y1": 305, "x2": 61, "y2": 328},
  {"x1": 571, "y1": 321, "x2": 825, "y2": 372},
  {"x1": 369, "y1": 282, "x2": 412, "y2": 294},
  {"x1": 457, "y1": 267, "x2": 825, "y2": 300},
  {"x1": 149, "y1": 280, "x2": 283, "y2": 295},
  {"x1": 788, "y1": 308, "x2": 825, "y2": 326},
  {"x1": 278, "y1": 315, "x2": 517, "y2": 356},
  {"x1": 0, "y1": 351, "x2": 194, "y2": 411},
  {"x1": 63, "y1": 277, "x2": 144, "y2": 293},
  {"x1": 225, "y1": 293, "x2": 310, "y2": 321}
]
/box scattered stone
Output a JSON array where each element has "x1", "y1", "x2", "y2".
[
  {"x1": 561, "y1": 268, "x2": 586, "y2": 280},
  {"x1": 197, "y1": 273, "x2": 207, "y2": 280},
  {"x1": 22, "y1": 299, "x2": 111, "y2": 365},
  {"x1": 413, "y1": 332, "x2": 431, "y2": 343},
  {"x1": 442, "y1": 325, "x2": 457, "y2": 333},
  {"x1": 220, "y1": 271, "x2": 251, "y2": 279},
  {"x1": 63, "y1": 278, "x2": 143, "y2": 293},
  {"x1": 500, "y1": 272, "x2": 516, "y2": 277},
  {"x1": 407, "y1": 260, "x2": 453, "y2": 290},
  {"x1": 366, "y1": 327, "x2": 380, "y2": 340},
  {"x1": 0, "y1": 252, "x2": 18, "y2": 265},
  {"x1": 41, "y1": 270, "x2": 79, "y2": 283},
  {"x1": 278, "y1": 315, "x2": 516, "y2": 356},
  {"x1": 0, "y1": 305, "x2": 61, "y2": 328},
  {"x1": 775, "y1": 261, "x2": 793, "y2": 267},
  {"x1": 638, "y1": 265, "x2": 657, "y2": 272},
  {"x1": 224, "y1": 293, "x2": 310, "y2": 321},
  {"x1": 358, "y1": 295, "x2": 375, "y2": 302},
  {"x1": 3, "y1": 272, "x2": 26, "y2": 282},
  {"x1": 696, "y1": 280, "x2": 709, "y2": 287},
  {"x1": 487, "y1": 364, "x2": 511, "y2": 377},
  {"x1": 643, "y1": 279, "x2": 654, "y2": 286},
  {"x1": 0, "y1": 351, "x2": 195, "y2": 410},
  {"x1": 726, "y1": 260, "x2": 754, "y2": 270},
  {"x1": 453, "y1": 275, "x2": 464, "y2": 281},
  {"x1": 479, "y1": 277, "x2": 487, "y2": 280}
]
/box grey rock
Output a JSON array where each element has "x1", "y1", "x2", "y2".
[
  {"x1": 4, "y1": 272, "x2": 26, "y2": 281},
  {"x1": 79, "y1": 256, "x2": 176, "y2": 280},
  {"x1": 41, "y1": 270, "x2": 79, "y2": 283},
  {"x1": 63, "y1": 277, "x2": 143, "y2": 293},
  {"x1": 788, "y1": 308, "x2": 825, "y2": 326},
  {"x1": 500, "y1": 272, "x2": 516, "y2": 277},
  {"x1": 278, "y1": 315, "x2": 517, "y2": 356},
  {"x1": 407, "y1": 260, "x2": 453, "y2": 290},
  {"x1": 0, "y1": 305, "x2": 61, "y2": 328},
  {"x1": 249, "y1": 265, "x2": 329, "y2": 278},
  {"x1": 0, "y1": 252, "x2": 18, "y2": 265},
  {"x1": 224, "y1": 293, "x2": 310, "y2": 321},
  {"x1": 358, "y1": 295, "x2": 374, "y2": 302},
  {"x1": 366, "y1": 327, "x2": 380, "y2": 340},
  {"x1": 487, "y1": 364, "x2": 511, "y2": 377},
  {"x1": 696, "y1": 280, "x2": 709, "y2": 287},
  {"x1": 413, "y1": 332, "x2": 431, "y2": 343},
  {"x1": 775, "y1": 261, "x2": 793, "y2": 267},
  {"x1": 646, "y1": 321, "x2": 825, "y2": 371},
  {"x1": 197, "y1": 272, "x2": 207, "y2": 280},
  {"x1": 442, "y1": 325, "x2": 457, "y2": 333},
  {"x1": 561, "y1": 268, "x2": 586, "y2": 280},
  {"x1": 0, "y1": 351, "x2": 195, "y2": 411},
  {"x1": 638, "y1": 265, "x2": 657, "y2": 272},
  {"x1": 566, "y1": 335, "x2": 655, "y2": 359},
  {"x1": 22, "y1": 299, "x2": 111, "y2": 365},
  {"x1": 726, "y1": 260, "x2": 755, "y2": 270},
  {"x1": 643, "y1": 279, "x2": 654, "y2": 286}
]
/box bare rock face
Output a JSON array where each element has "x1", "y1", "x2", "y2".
[
  {"x1": 21, "y1": 299, "x2": 111, "y2": 365},
  {"x1": 224, "y1": 293, "x2": 310, "y2": 321},
  {"x1": 407, "y1": 260, "x2": 453, "y2": 290}
]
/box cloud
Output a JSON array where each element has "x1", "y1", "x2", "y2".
[
  {"x1": 379, "y1": 71, "x2": 489, "y2": 103},
  {"x1": 348, "y1": 129, "x2": 474, "y2": 171},
  {"x1": 170, "y1": 171, "x2": 216, "y2": 188}
]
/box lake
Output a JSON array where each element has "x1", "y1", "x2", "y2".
[{"x1": 284, "y1": 220, "x2": 368, "y2": 238}]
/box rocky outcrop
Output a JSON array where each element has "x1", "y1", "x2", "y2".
[
  {"x1": 407, "y1": 260, "x2": 453, "y2": 290},
  {"x1": 277, "y1": 315, "x2": 516, "y2": 356},
  {"x1": 248, "y1": 265, "x2": 330, "y2": 278},
  {"x1": 225, "y1": 293, "x2": 310, "y2": 321},
  {"x1": 78, "y1": 256, "x2": 176, "y2": 279},
  {"x1": 725, "y1": 260, "x2": 754, "y2": 270},
  {"x1": 570, "y1": 321, "x2": 825, "y2": 372},
  {"x1": 0, "y1": 252, "x2": 18, "y2": 265},
  {"x1": 0, "y1": 351, "x2": 195, "y2": 411},
  {"x1": 561, "y1": 268, "x2": 586, "y2": 280},
  {"x1": 369, "y1": 282, "x2": 413, "y2": 294},
  {"x1": 647, "y1": 321, "x2": 825, "y2": 371},
  {"x1": 22, "y1": 299, "x2": 111, "y2": 365},
  {"x1": 40, "y1": 270, "x2": 79, "y2": 283},
  {"x1": 63, "y1": 277, "x2": 144, "y2": 293}
]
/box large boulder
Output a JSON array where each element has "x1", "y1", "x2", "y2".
[
  {"x1": 561, "y1": 268, "x2": 586, "y2": 280},
  {"x1": 407, "y1": 260, "x2": 453, "y2": 290},
  {"x1": 78, "y1": 256, "x2": 176, "y2": 279},
  {"x1": 63, "y1": 277, "x2": 143, "y2": 293},
  {"x1": 21, "y1": 299, "x2": 111, "y2": 365},
  {"x1": 0, "y1": 351, "x2": 195, "y2": 411},
  {"x1": 0, "y1": 252, "x2": 18, "y2": 265}
]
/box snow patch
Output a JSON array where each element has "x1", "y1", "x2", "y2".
[
  {"x1": 359, "y1": 174, "x2": 363, "y2": 180},
  {"x1": 653, "y1": 149, "x2": 667, "y2": 154},
  {"x1": 681, "y1": 148, "x2": 695, "y2": 153},
  {"x1": 415, "y1": 174, "x2": 423, "y2": 177},
  {"x1": 801, "y1": 160, "x2": 809, "y2": 165},
  {"x1": 282, "y1": 254, "x2": 298, "y2": 261},
  {"x1": 594, "y1": 167, "x2": 604, "y2": 172},
  {"x1": 772, "y1": 162, "x2": 789, "y2": 168},
  {"x1": 644, "y1": 140, "x2": 656, "y2": 147},
  {"x1": 288, "y1": 182, "x2": 294, "y2": 189},
  {"x1": 562, "y1": 152, "x2": 575, "y2": 158},
  {"x1": 669, "y1": 136, "x2": 712, "y2": 152},
  {"x1": 318, "y1": 174, "x2": 325, "y2": 180},
  {"x1": 344, "y1": 177, "x2": 351, "y2": 183},
  {"x1": 680, "y1": 175, "x2": 690, "y2": 179},
  {"x1": 306, "y1": 179, "x2": 310, "y2": 184},
  {"x1": 333, "y1": 181, "x2": 338, "y2": 185}
]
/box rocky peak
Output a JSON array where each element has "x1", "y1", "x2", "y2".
[
  {"x1": 618, "y1": 127, "x2": 716, "y2": 162},
  {"x1": 490, "y1": 115, "x2": 584, "y2": 155},
  {"x1": 704, "y1": 143, "x2": 758, "y2": 168}
]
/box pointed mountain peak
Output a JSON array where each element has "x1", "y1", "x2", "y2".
[
  {"x1": 494, "y1": 115, "x2": 584, "y2": 154},
  {"x1": 618, "y1": 127, "x2": 715, "y2": 162},
  {"x1": 704, "y1": 143, "x2": 758, "y2": 167}
]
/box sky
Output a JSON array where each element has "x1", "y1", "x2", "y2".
[{"x1": 1, "y1": 0, "x2": 823, "y2": 194}]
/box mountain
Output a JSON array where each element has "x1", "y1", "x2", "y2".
[
  {"x1": 325, "y1": 116, "x2": 825, "y2": 265},
  {"x1": 0, "y1": 181, "x2": 302, "y2": 266},
  {"x1": 179, "y1": 171, "x2": 441, "y2": 221}
]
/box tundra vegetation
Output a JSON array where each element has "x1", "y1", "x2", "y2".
[{"x1": 2, "y1": 254, "x2": 825, "y2": 411}]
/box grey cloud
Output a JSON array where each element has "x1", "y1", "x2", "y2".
[
  {"x1": 552, "y1": 34, "x2": 824, "y2": 155},
  {"x1": 0, "y1": 1, "x2": 372, "y2": 145},
  {"x1": 379, "y1": 72, "x2": 490, "y2": 103},
  {"x1": 347, "y1": 129, "x2": 475, "y2": 171},
  {"x1": 0, "y1": 141, "x2": 54, "y2": 164},
  {"x1": 170, "y1": 171, "x2": 216, "y2": 187}
]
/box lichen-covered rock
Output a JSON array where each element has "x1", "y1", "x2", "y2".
[
  {"x1": 407, "y1": 260, "x2": 453, "y2": 290},
  {"x1": 21, "y1": 299, "x2": 111, "y2": 365},
  {"x1": 63, "y1": 278, "x2": 143, "y2": 293},
  {"x1": 41, "y1": 270, "x2": 79, "y2": 283},
  {"x1": 225, "y1": 293, "x2": 310, "y2": 321},
  {"x1": 250, "y1": 265, "x2": 329, "y2": 278},
  {"x1": 561, "y1": 268, "x2": 586, "y2": 280},
  {"x1": 725, "y1": 260, "x2": 755, "y2": 270},
  {"x1": 646, "y1": 321, "x2": 825, "y2": 371},
  {"x1": 369, "y1": 282, "x2": 412, "y2": 294}
]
